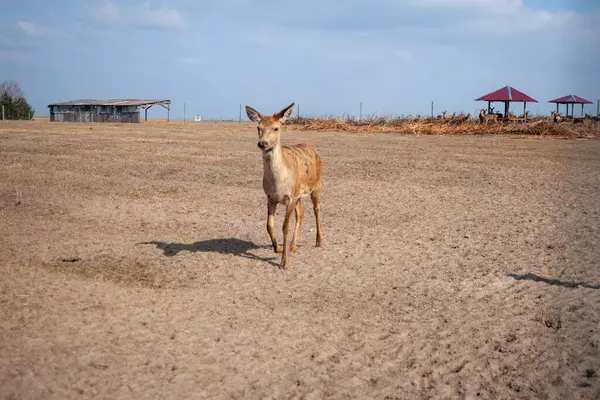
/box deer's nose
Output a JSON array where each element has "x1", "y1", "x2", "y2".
[{"x1": 257, "y1": 141, "x2": 268, "y2": 149}]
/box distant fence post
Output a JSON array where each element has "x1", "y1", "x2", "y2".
[
  {"x1": 431, "y1": 101, "x2": 434, "y2": 118},
  {"x1": 239, "y1": 104, "x2": 242, "y2": 123},
  {"x1": 359, "y1": 102, "x2": 362, "y2": 121},
  {"x1": 1, "y1": 105, "x2": 4, "y2": 120},
  {"x1": 297, "y1": 104, "x2": 300, "y2": 118},
  {"x1": 183, "y1": 103, "x2": 186, "y2": 123},
  {"x1": 597, "y1": 99, "x2": 599, "y2": 117}
]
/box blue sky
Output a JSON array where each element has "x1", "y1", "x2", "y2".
[{"x1": 1, "y1": 0, "x2": 598, "y2": 119}]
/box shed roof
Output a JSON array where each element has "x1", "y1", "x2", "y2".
[
  {"x1": 48, "y1": 99, "x2": 171, "y2": 107},
  {"x1": 548, "y1": 95, "x2": 592, "y2": 104},
  {"x1": 475, "y1": 86, "x2": 538, "y2": 103}
]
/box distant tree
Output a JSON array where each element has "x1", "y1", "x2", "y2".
[
  {"x1": 0, "y1": 80, "x2": 34, "y2": 120},
  {"x1": 0, "y1": 80, "x2": 25, "y2": 99}
]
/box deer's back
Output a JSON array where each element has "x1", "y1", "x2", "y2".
[{"x1": 282, "y1": 143, "x2": 322, "y2": 196}]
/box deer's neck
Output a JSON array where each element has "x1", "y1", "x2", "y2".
[{"x1": 262, "y1": 144, "x2": 289, "y2": 184}]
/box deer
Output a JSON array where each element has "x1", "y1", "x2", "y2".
[
  {"x1": 245, "y1": 103, "x2": 323, "y2": 269},
  {"x1": 520, "y1": 110, "x2": 530, "y2": 120},
  {"x1": 551, "y1": 112, "x2": 562, "y2": 123},
  {"x1": 479, "y1": 109, "x2": 498, "y2": 124},
  {"x1": 507, "y1": 112, "x2": 519, "y2": 121}
]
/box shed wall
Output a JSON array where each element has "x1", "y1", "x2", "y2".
[
  {"x1": 49, "y1": 112, "x2": 140, "y2": 123},
  {"x1": 49, "y1": 104, "x2": 141, "y2": 123}
]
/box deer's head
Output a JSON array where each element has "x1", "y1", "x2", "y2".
[{"x1": 245, "y1": 103, "x2": 295, "y2": 152}]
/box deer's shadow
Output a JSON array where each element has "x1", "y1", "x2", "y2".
[
  {"x1": 138, "y1": 238, "x2": 279, "y2": 267},
  {"x1": 508, "y1": 273, "x2": 600, "y2": 289}
]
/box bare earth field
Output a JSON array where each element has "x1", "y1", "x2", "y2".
[{"x1": 1, "y1": 119, "x2": 599, "y2": 399}]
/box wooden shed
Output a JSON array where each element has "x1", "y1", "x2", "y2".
[{"x1": 47, "y1": 99, "x2": 171, "y2": 123}]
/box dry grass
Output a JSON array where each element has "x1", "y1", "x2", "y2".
[{"x1": 287, "y1": 115, "x2": 600, "y2": 139}]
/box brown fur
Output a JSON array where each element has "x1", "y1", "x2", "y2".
[
  {"x1": 245, "y1": 103, "x2": 323, "y2": 268},
  {"x1": 479, "y1": 109, "x2": 498, "y2": 124},
  {"x1": 552, "y1": 112, "x2": 562, "y2": 123}
]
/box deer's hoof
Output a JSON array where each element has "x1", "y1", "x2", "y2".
[{"x1": 274, "y1": 245, "x2": 283, "y2": 254}]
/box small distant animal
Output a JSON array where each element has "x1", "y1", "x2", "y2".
[
  {"x1": 551, "y1": 112, "x2": 562, "y2": 123},
  {"x1": 479, "y1": 109, "x2": 498, "y2": 124}
]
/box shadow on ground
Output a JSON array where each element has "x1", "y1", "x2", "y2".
[
  {"x1": 508, "y1": 272, "x2": 600, "y2": 289},
  {"x1": 138, "y1": 238, "x2": 279, "y2": 267}
]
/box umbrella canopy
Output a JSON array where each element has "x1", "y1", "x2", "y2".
[
  {"x1": 475, "y1": 86, "x2": 538, "y2": 119},
  {"x1": 476, "y1": 85, "x2": 538, "y2": 103},
  {"x1": 548, "y1": 95, "x2": 592, "y2": 104},
  {"x1": 548, "y1": 95, "x2": 593, "y2": 117}
]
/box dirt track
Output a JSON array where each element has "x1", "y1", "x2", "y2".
[{"x1": 1, "y1": 119, "x2": 599, "y2": 399}]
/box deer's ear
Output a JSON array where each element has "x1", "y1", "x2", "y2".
[
  {"x1": 245, "y1": 106, "x2": 262, "y2": 123},
  {"x1": 277, "y1": 103, "x2": 295, "y2": 123}
]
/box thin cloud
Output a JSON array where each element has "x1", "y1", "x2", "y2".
[
  {"x1": 17, "y1": 21, "x2": 37, "y2": 36},
  {"x1": 395, "y1": 49, "x2": 412, "y2": 61},
  {"x1": 0, "y1": 50, "x2": 31, "y2": 63},
  {"x1": 178, "y1": 56, "x2": 206, "y2": 65},
  {"x1": 89, "y1": 1, "x2": 186, "y2": 30},
  {"x1": 417, "y1": 0, "x2": 523, "y2": 15}
]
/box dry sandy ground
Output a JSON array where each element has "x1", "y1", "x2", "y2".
[{"x1": 1, "y1": 119, "x2": 599, "y2": 399}]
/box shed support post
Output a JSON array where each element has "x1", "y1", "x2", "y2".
[
  {"x1": 167, "y1": 104, "x2": 170, "y2": 122},
  {"x1": 582, "y1": 103, "x2": 584, "y2": 117},
  {"x1": 523, "y1": 102, "x2": 526, "y2": 120},
  {"x1": 556, "y1": 103, "x2": 559, "y2": 114}
]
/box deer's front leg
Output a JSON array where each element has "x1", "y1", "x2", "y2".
[
  {"x1": 290, "y1": 200, "x2": 303, "y2": 253},
  {"x1": 267, "y1": 199, "x2": 282, "y2": 253},
  {"x1": 280, "y1": 198, "x2": 298, "y2": 268}
]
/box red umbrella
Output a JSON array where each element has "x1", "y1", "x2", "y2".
[{"x1": 475, "y1": 85, "x2": 538, "y2": 120}]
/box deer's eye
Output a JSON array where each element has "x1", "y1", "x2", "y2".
[{"x1": 274, "y1": 127, "x2": 279, "y2": 132}]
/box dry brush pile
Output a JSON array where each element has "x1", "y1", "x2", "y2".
[{"x1": 287, "y1": 115, "x2": 600, "y2": 139}]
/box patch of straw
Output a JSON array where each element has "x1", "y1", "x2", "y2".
[{"x1": 287, "y1": 116, "x2": 600, "y2": 139}]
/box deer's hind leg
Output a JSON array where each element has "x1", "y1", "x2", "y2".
[
  {"x1": 290, "y1": 200, "x2": 304, "y2": 253},
  {"x1": 310, "y1": 189, "x2": 323, "y2": 248},
  {"x1": 267, "y1": 199, "x2": 282, "y2": 253}
]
